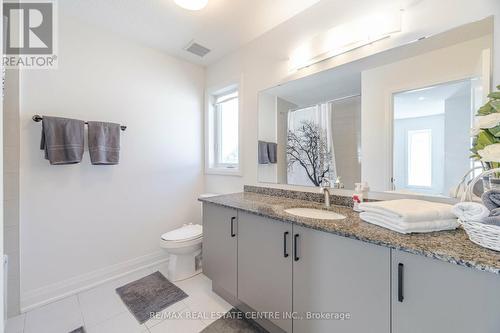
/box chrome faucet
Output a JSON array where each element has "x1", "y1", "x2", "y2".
[{"x1": 320, "y1": 178, "x2": 331, "y2": 208}]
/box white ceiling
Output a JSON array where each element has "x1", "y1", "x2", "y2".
[
  {"x1": 394, "y1": 80, "x2": 471, "y2": 119},
  {"x1": 264, "y1": 67, "x2": 361, "y2": 106},
  {"x1": 60, "y1": 0, "x2": 322, "y2": 65}
]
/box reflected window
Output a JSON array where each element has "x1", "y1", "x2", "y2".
[
  {"x1": 407, "y1": 129, "x2": 432, "y2": 187},
  {"x1": 393, "y1": 79, "x2": 475, "y2": 196}
]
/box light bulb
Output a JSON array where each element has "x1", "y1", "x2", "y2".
[{"x1": 174, "y1": 0, "x2": 208, "y2": 11}]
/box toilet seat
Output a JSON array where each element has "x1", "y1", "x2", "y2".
[
  {"x1": 159, "y1": 224, "x2": 203, "y2": 281},
  {"x1": 161, "y1": 224, "x2": 202, "y2": 243}
]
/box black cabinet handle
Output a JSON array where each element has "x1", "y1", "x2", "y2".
[
  {"x1": 230, "y1": 217, "x2": 236, "y2": 237},
  {"x1": 294, "y1": 234, "x2": 300, "y2": 261},
  {"x1": 283, "y1": 232, "x2": 289, "y2": 258},
  {"x1": 398, "y1": 263, "x2": 404, "y2": 302}
]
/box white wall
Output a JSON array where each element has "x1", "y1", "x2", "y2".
[
  {"x1": 332, "y1": 96, "x2": 361, "y2": 189},
  {"x1": 3, "y1": 67, "x2": 20, "y2": 318},
  {"x1": 0, "y1": 0, "x2": 4, "y2": 326},
  {"x1": 257, "y1": 93, "x2": 277, "y2": 183},
  {"x1": 444, "y1": 91, "x2": 473, "y2": 193},
  {"x1": 204, "y1": 0, "x2": 500, "y2": 195},
  {"x1": 276, "y1": 97, "x2": 296, "y2": 184},
  {"x1": 361, "y1": 36, "x2": 489, "y2": 192},
  {"x1": 19, "y1": 14, "x2": 205, "y2": 310}
]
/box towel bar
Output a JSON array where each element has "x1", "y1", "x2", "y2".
[{"x1": 32, "y1": 115, "x2": 127, "y2": 131}]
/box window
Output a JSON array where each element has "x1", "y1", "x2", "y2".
[
  {"x1": 407, "y1": 129, "x2": 432, "y2": 187},
  {"x1": 206, "y1": 85, "x2": 240, "y2": 175},
  {"x1": 214, "y1": 91, "x2": 239, "y2": 166}
]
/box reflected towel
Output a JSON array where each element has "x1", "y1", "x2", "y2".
[
  {"x1": 360, "y1": 212, "x2": 459, "y2": 234},
  {"x1": 87, "y1": 121, "x2": 121, "y2": 165},
  {"x1": 481, "y1": 189, "x2": 500, "y2": 211},
  {"x1": 267, "y1": 142, "x2": 277, "y2": 164},
  {"x1": 358, "y1": 199, "x2": 455, "y2": 223},
  {"x1": 451, "y1": 202, "x2": 490, "y2": 222},
  {"x1": 40, "y1": 116, "x2": 85, "y2": 165},
  {"x1": 258, "y1": 141, "x2": 270, "y2": 164}
]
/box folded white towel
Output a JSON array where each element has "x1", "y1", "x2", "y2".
[
  {"x1": 358, "y1": 199, "x2": 454, "y2": 223},
  {"x1": 451, "y1": 202, "x2": 489, "y2": 222},
  {"x1": 360, "y1": 212, "x2": 459, "y2": 234}
]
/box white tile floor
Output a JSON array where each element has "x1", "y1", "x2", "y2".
[{"x1": 6, "y1": 264, "x2": 232, "y2": 333}]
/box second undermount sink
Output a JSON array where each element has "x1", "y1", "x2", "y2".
[{"x1": 284, "y1": 207, "x2": 346, "y2": 220}]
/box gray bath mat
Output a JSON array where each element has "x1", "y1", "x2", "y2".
[
  {"x1": 69, "y1": 327, "x2": 85, "y2": 333},
  {"x1": 116, "y1": 271, "x2": 188, "y2": 324},
  {"x1": 201, "y1": 308, "x2": 269, "y2": 333}
]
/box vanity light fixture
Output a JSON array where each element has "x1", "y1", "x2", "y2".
[
  {"x1": 174, "y1": 0, "x2": 208, "y2": 11},
  {"x1": 289, "y1": 9, "x2": 403, "y2": 71}
]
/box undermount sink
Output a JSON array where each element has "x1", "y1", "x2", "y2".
[{"x1": 284, "y1": 208, "x2": 346, "y2": 220}]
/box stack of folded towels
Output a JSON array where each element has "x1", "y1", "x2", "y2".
[
  {"x1": 359, "y1": 199, "x2": 458, "y2": 234},
  {"x1": 452, "y1": 189, "x2": 500, "y2": 226}
]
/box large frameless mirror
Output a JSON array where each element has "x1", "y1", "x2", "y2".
[{"x1": 257, "y1": 17, "x2": 493, "y2": 198}]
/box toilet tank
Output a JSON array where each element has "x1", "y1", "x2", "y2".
[{"x1": 199, "y1": 193, "x2": 219, "y2": 199}]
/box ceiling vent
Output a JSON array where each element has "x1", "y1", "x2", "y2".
[{"x1": 184, "y1": 41, "x2": 211, "y2": 57}]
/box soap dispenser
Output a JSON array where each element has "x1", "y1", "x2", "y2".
[{"x1": 352, "y1": 182, "x2": 366, "y2": 212}]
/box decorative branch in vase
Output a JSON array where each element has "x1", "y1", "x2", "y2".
[{"x1": 471, "y1": 84, "x2": 500, "y2": 188}]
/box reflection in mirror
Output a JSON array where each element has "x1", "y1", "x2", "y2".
[
  {"x1": 258, "y1": 78, "x2": 361, "y2": 189},
  {"x1": 258, "y1": 16, "x2": 493, "y2": 198},
  {"x1": 285, "y1": 97, "x2": 361, "y2": 187},
  {"x1": 286, "y1": 103, "x2": 334, "y2": 187},
  {"x1": 392, "y1": 80, "x2": 479, "y2": 196}
]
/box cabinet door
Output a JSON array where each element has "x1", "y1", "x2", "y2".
[
  {"x1": 293, "y1": 225, "x2": 391, "y2": 333},
  {"x1": 238, "y1": 212, "x2": 293, "y2": 332},
  {"x1": 202, "y1": 203, "x2": 238, "y2": 297},
  {"x1": 392, "y1": 250, "x2": 500, "y2": 333}
]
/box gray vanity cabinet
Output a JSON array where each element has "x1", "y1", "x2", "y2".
[
  {"x1": 203, "y1": 203, "x2": 500, "y2": 333},
  {"x1": 238, "y1": 211, "x2": 293, "y2": 333},
  {"x1": 292, "y1": 225, "x2": 391, "y2": 333},
  {"x1": 202, "y1": 203, "x2": 238, "y2": 298},
  {"x1": 391, "y1": 250, "x2": 500, "y2": 333}
]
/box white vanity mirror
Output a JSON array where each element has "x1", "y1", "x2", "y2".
[{"x1": 257, "y1": 17, "x2": 493, "y2": 198}]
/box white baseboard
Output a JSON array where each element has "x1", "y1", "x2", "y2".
[{"x1": 20, "y1": 251, "x2": 169, "y2": 312}]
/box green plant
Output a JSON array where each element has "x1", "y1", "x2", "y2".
[{"x1": 471, "y1": 84, "x2": 500, "y2": 169}]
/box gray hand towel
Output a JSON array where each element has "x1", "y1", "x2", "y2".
[
  {"x1": 490, "y1": 207, "x2": 500, "y2": 217},
  {"x1": 267, "y1": 142, "x2": 277, "y2": 164},
  {"x1": 481, "y1": 189, "x2": 500, "y2": 211},
  {"x1": 472, "y1": 179, "x2": 484, "y2": 197},
  {"x1": 481, "y1": 215, "x2": 500, "y2": 226},
  {"x1": 40, "y1": 116, "x2": 85, "y2": 165},
  {"x1": 258, "y1": 141, "x2": 270, "y2": 164},
  {"x1": 87, "y1": 121, "x2": 121, "y2": 165}
]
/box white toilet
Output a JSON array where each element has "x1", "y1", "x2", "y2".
[{"x1": 160, "y1": 223, "x2": 203, "y2": 282}]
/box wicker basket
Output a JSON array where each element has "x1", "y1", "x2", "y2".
[
  {"x1": 459, "y1": 168, "x2": 500, "y2": 252},
  {"x1": 459, "y1": 220, "x2": 500, "y2": 251}
]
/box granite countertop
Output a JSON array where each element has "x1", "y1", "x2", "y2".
[{"x1": 199, "y1": 192, "x2": 500, "y2": 275}]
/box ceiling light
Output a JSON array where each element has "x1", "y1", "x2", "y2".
[
  {"x1": 418, "y1": 96, "x2": 425, "y2": 101},
  {"x1": 174, "y1": 0, "x2": 208, "y2": 11},
  {"x1": 289, "y1": 9, "x2": 402, "y2": 71}
]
